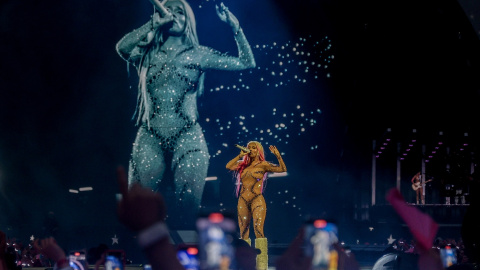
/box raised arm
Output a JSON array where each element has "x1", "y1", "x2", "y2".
[
  {"x1": 199, "y1": 3, "x2": 255, "y2": 70},
  {"x1": 116, "y1": 166, "x2": 184, "y2": 270},
  {"x1": 265, "y1": 145, "x2": 287, "y2": 173},
  {"x1": 116, "y1": 19, "x2": 155, "y2": 64},
  {"x1": 33, "y1": 237, "x2": 73, "y2": 270},
  {"x1": 116, "y1": 8, "x2": 173, "y2": 64},
  {"x1": 231, "y1": 25, "x2": 256, "y2": 69}
]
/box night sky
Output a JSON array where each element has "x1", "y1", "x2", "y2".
[{"x1": 1, "y1": 0, "x2": 479, "y2": 263}]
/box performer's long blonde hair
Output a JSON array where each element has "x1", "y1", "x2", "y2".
[{"x1": 134, "y1": 0, "x2": 205, "y2": 127}]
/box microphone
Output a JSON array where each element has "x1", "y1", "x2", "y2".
[{"x1": 235, "y1": 144, "x2": 250, "y2": 153}]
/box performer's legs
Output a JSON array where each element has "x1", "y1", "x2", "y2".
[
  {"x1": 128, "y1": 126, "x2": 166, "y2": 191},
  {"x1": 251, "y1": 195, "x2": 266, "y2": 238},
  {"x1": 237, "y1": 195, "x2": 251, "y2": 240},
  {"x1": 172, "y1": 144, "x2": 209, "y2": 208},
  {"x1": 171, "y1": 126, "x2": 209, "y2": 228}
]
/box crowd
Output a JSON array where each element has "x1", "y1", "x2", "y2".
[
  {"x1": 384, "y1": 237, "x2": 472, "y2": 265},
  {"x1": 0, "y1": 165, "x2": 360, "y2": 270},
  {"x1": 0, "y1": 237, "x2": 111, "y2": 269},
  {"x1": 0, "y1": 166, "x2": 477, "y2": 270},
  {"x1": 1, "y1": 234, "x2": 476, "y2": 269}
]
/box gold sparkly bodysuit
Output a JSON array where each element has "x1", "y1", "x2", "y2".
[
  {"x1": 116, "y1": 17, "x2": 255, "y2": 227},
  {"x1": 227, "y1": 159, "x2": 286, "y2": 239}
]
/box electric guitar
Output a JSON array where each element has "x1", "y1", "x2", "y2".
[{"x1": 411, "y1": 179, "x2": 433, "y2": 190}]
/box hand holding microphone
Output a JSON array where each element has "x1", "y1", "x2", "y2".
[{"x1": 149, "y1": 0, "x2": 170, "y2": 17}]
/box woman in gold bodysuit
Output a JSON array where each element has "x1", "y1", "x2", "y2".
[{"x1": 226, "y1": 141, "x2": 286, "y2": 270}]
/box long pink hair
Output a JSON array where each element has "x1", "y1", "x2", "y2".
[{"x1": 234, "y1": 141, "x2": 268, "y2": 197}]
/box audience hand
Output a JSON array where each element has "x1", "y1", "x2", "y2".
[
  {"x1": 116, "y1": 166, "x2": 166, "y2": 232},
  {"x1": 93, "y1": 252, "x2": 106, "y2": 270},
  {"x1": 33, "y1": 237, "x2": 70, "y2": 269},
  {"x1": 334, "y1": 243, "x2": 361, "y2": 270},
  {"x1": 115, "y1": 165, "x2": 184, "y2": 270},
  {"x1": 234, "y1": 239, "x2": 257, "y2": 270},
  {"x1": 275, "y1": 227, "x2": 361, "y2": 270},
  {"x1": 275, "y1": 227, "x2": 312, "y2": 270}
]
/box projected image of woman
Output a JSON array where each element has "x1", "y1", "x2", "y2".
[{"x1": 116, "y1": 0, "x2": 256, "y2": 227}]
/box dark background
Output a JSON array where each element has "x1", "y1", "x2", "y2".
[{"x1": 1, "y1": 0, "x2": 479, "y2": 264}]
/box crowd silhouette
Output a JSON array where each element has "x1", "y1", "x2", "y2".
[{"x1": 0, "y1": 166, "x2": 479, "y2": 270}]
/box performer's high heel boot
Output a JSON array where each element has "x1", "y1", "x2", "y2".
[
  {"x1": 255, "y1": 238, "x2": 268, "y2": 270},
  {"x1": 242, "y1": 238, "x2": 251, "y2": 246}
]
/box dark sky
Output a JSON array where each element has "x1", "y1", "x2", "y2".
[{"x1": 1, "y1": 0, "x2": 479, "y2": 262}]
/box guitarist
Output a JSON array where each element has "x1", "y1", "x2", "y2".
[{"x1": 411, "y1": 172, "x2": 425, "y2": 205}]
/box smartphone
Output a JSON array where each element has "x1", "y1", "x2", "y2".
[
  {"x1": 104, "y1": 249, "x2": 126, "y2": 270},
  {"x1": 303, "y1": 219, "x2": 339, "y2": 270},
  {"x1": 68, "y1": 250, "x2": 87, "y2": 270},
  {"x1": 440, "y1": 245, "x2": 457, "y2": 268},
  {"x1": 177, "y1": 244, "x2": 200, "y2": 270},
  {"x1": 196, "y1": 212, "x2": 237, "y2": 270}
]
